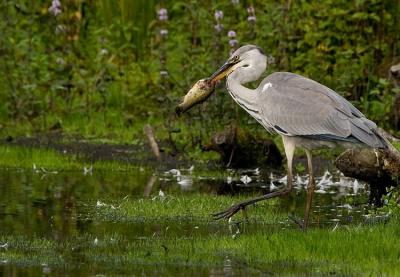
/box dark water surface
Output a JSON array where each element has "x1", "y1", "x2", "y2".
[{"x1": 0, "y1": 165, "x2": 371, "y2": 275}]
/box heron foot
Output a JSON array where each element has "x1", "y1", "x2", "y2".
[
  {"x1": 212, "y1": 203, "x2": 247, "y2": 220},
  {"x1": 288, "y1": 214, "x2": 306, "y2": 230}
]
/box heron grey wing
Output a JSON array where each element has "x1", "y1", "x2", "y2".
[
  {"x1": 257, "y1": 72, "x2": 387, "y2": 148},
  {"x1": 258, "y1": 83, "x2": 351, "y2": 137}
]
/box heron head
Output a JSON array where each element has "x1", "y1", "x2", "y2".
[{"x1": 209, "y1": 45, "x2": 266, "y2": 84}]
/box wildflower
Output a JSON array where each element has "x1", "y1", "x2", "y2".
[
  {"x1": 247, "y1": 5, "x2": 256, "y2": 22},
  {"x1": 247, "y1": 5, "x2": 255, "y2": 14},
  {"x1": 214, "y1": 10, "x2": 223, "y2": 21},
  {"x1": 49, "y1": 0, "x2": 62, "y2": 16},
  {"x1": 158, "y1": 8, "x2": 168, "y2": 21},
  {"x1": 229, "y1": 39, "x2": 238, "y2": 47},
  {"x1": 231, "y1": 0, "x2": 240, "y2": 4},
  {"x1": 160, "y1": 29, "x2": 168, "y2": 37},
  {"x1": 214, "y1": 23, "x2": 223, "y2": 33},
  {"x1": 247, "y1": 16, "x2": 256, "y2": 22},
  {"x1": 227, "y1": 30, "x2": 236, "y2": 38}
]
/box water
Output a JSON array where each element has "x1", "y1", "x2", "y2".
[{"x1": 0, "y1": 165, "x2": 373, "y2": 275}]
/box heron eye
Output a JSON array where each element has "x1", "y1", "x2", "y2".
[{"x1": 232, "y1": 55, "x2": 239, "y2": 62}]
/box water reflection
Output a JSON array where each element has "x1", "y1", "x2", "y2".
[{"x1": 0, "y1": 166, "x2": 375, "y2": 275}]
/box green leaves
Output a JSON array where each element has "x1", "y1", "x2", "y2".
[{"x1": 0, "y1": 0, "x2": 399, "y2": 141}]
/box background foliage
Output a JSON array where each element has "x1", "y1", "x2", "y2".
[{"x1": 0, "y1": 0, "x2": 399, "y2": 150}]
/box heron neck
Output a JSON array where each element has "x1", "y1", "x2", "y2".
[{"x1": 226, "y1": 74, "x2": 259, "y2": 114}]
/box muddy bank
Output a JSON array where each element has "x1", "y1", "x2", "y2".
[
  {"x1": 1, "y1": 133, "x2": 184, "y2": 169},
  {"x1": 1, "y1": 128, "x2": 286, "y2": 170}
]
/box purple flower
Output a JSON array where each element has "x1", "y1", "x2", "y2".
[
  {"x1": 214, "y1": 10, "x2": 223, "y2": 21},
  {"x1": 227, "y1": 30, "x2": 236, "y2": 38},
  {"x1": 158, "y1": 8, "x2": 168, "y2": 21},
  {"x1": 160, "y1": 29, "x2": 168, "y2": 37},
  {"x1": 229, "y1": 39, "x2": 238, "y2": 47},
  {"x1": 247, "y1": 16, "x2": 256, "y2": 22},
  {"x1": 49, "y1": 0, "x2": 62, "y2": 16},
  {"x1": 214, "y1": 24, "x2": 223, "y2": 33},
  {"x1": 247, "y1": 5, "x2": 255, "y2": 15},
  {"x1": 158, "y1": 8, "x2": 167, "y2": 16}
]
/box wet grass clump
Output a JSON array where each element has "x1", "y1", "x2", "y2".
[
  {"x1": 1, "y1": 218, "x2": 400, "y2": 275},
  {"x1": 0, "y1": 145, "x2": 143, "y2": 172},
  {"x1": 92, "y1": 194, "x2": 285, "y2": 224}
]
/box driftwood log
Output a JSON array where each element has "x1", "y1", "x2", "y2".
[{"x1": 335, "y1": 129, "x2": 400, "y2": 205}]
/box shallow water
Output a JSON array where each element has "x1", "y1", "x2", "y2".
[{"x1": 0, "y1": 165, "x2": 372, "y2": 275}]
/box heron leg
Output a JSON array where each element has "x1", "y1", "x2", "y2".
[
  {"x1": 303, "y1": 149, "x2": 315, "y2": 230},
  {"x1": 212, "y1": 136, "x2": 295, "y2": 220}
]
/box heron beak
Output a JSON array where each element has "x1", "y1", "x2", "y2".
[{"x1": 208, "y1": 61, "x2": 238, "y2": 84}]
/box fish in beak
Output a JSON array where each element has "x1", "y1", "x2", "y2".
[
  {"x1": 209, "y1": 58, "x2": 240, "y2": 84},
  {"x1": 176, "y1": 79, "x2": 215, "y2": 115},
  {"x1": 175, "y1": 58, "x2": 240, "y2": 115}
]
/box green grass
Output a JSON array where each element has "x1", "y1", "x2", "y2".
[
  {"x1": 0, "y1": 145, "x2": 144, "y2": 172},
  {"x1": 0, "y1": 143, "x2": 399, "y2": 275},
  {"x1": 1, "y1": 217, "x2": 399, "y2": 275},
  {"x1": 93, "y1": 194, "x2": 285, "y2": 224},
  {"x1": 1, "y1": 184, "x2": 399, "y2": 275}
]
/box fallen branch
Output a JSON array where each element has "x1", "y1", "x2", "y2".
[{"x1": 334, "y1": 131, "x2": 400, "y2": 205}]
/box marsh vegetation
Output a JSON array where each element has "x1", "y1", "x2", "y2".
[{"x1": 1, "y1": 0, "x2": 400, "y2": 275}]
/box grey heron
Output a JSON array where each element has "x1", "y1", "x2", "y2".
[{"x1": 208, "y1": 45, "x2": 389, "y2": 229}]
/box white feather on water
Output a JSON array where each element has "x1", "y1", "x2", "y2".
[{"x1": 240, "y1": 175, "x2": 252, "y2": 184}]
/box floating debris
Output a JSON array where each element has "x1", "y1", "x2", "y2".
[
  {"x1": 315, "y1": 188, "x2": 327, "y2": 194},
  {"x1": 169, "y1": 169, "x2": 181, "y2": 176},
  {"x1": 278, "y1": 175, "x2": 287, "y2": 184},
  {"x1": 240, "y1": 175, "x2": 252, "y2": 184},
  {"x1": 317, "y1": 171, "x2": 332, "y2": 188},
  {"x1": 270, "y1": 181, "x2": 278, "y2": 191},
  {"x1": 295, "y1": 174, "x2": 308, "y2": 187},
  {"x1": 177, "y1": 176, "x2": 193, "y2": 190},
  {"x1": 159, "y1": 189, "x2": 166, "y2": 199}
]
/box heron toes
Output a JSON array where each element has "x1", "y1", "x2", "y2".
[
  {"x1": 212, "y1": 204, "x2": 244, "y2": 220},
  {"x1": 288, "y1": 214, "x2": 305, "y2": 230}
]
